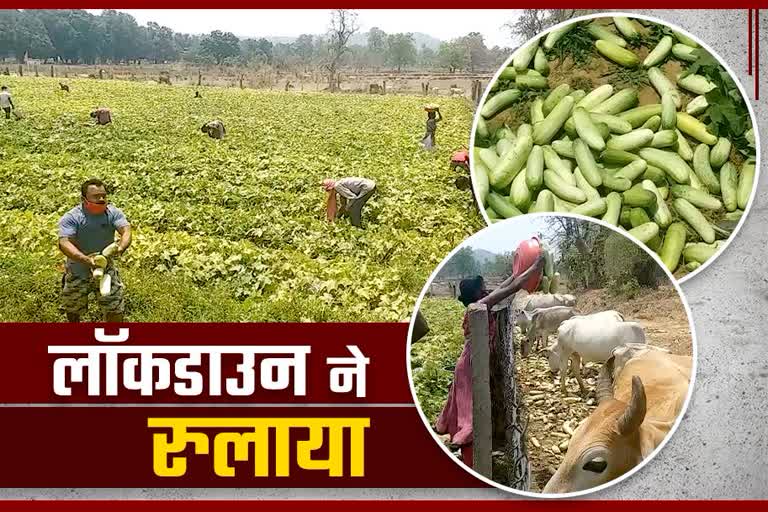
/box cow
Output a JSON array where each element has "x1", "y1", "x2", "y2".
[
  {"x1": 514, "y1": 309, "x2": 533, "y2": 334},
  {"x1": 543, "y1": 347, "x2": 692, "y2": 493},
  {"x1": 554, "y1": 293, "x2": 577, "y2": 307},
  {"x1": 546, "y1": 311, "x2": 643, "y2": 396},
  {"x1": 521, "y1": 306, "x2": 577, "y2": 357},
  {"x1": 521, "y1": 293, "x2": 575, "y2": 311}
]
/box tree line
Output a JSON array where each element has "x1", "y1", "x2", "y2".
[
  {"x1": 437, "y1": 247, "x2": 515, "y2": 280},
  {"x1": 545, "y1": 216, "x2": 664, "y2": 292},
  {"x1": 0, "y1": 9, "x2": 513, "y2": 73}
]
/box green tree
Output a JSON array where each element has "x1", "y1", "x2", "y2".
[
  {"x1": 367, "y1": 27, "x2": 386, "y2": 53},
  {"x1": 241, "y1": 38, "x2": 273, "y2": 65},
  {"x1": 0, "y1": 10, "x2": 20, "y2": 58},
  {"x1": 199, "y1": 30, "x2": 241, "y2": 65},
  {"x1": 456, "y1": 32, "x2": 487, "y2": 72},
  {"x1": 100, "y1": 10, "x2": 146, "y2": 62},
  {"x1": 67, "y1": 10, "x2": 104, "y2": 64},
  {"x1": 147, "y1": 21, "x2": 177, "y2": 63},
  {"x1": 452, "y1": 247, "x2": 479, "y2": 278},
  {"x1": 419, "y1": 45, "x2": 436, "y2": 68},
  {"x1": 35, "y1": 10, "x2": 79, "y2": 62},
  {"x1": 14, "y1": 11, "x2": 55, "y2": 61},
  {"x1": 385, "y1": 33, "x2": 416, "y2": 72},
  {"x1": 437, "y1": 41, "x2": 467, "y2": 73},
  {"x1": 367, "y1": 27, "x2": 386, "y2": 70},
  {"x1": 293, "y1": 34, "x2": 315, "y2": 70}
]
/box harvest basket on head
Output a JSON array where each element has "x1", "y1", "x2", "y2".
[{"x1": 423, "y1": 104, "x2": 440, "y2": 112}]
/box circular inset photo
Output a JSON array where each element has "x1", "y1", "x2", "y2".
[
  {"x1": 470, "y1": 13, "x2": 759, "y2": 283},
  {"x1": 408, "y1": 213, "x2": 696, "y2": 497}
]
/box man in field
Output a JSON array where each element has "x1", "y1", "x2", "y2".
[
  {"x1": 201, "y1": 119, "x2": 226, "y2": 139},
  {"x1": 322, "y1": 177, "x2": 377, "y2": 228},
  {"x1": 57, "y1": 179, "x2": 132, "y2": 322},
  {"x1": 1, "y1": 86, "x2": 14, "y2": 119},
  {"x1": 90, "y1": 107, "x2": 112, "y2": 125}
]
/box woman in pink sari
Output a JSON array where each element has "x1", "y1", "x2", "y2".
[{"x1": 436, "y1": 255, "x2": 545, "y2": 466}]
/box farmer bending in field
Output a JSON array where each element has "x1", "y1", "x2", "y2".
[
  {"x1": 322, "y1": 177, "x2": 376, "y2": 228},
  {"x1": 436, "y1": 255, "x2": 544, "y2": 467},
  {"x1": 57, "y1": 179, "x2": 132, "y2": 322},
  {"x1": 201, "y1": 119, "x2": 226, "y2": 139},
  {"x1": 1, "y1": 86, "x2": 14, "y2": 120},
  {"x1": 90, "y1": 107, "x2": 112, "y2": 125},
  {"x1": 420, "y1": 107, "x2": 442, "y2": 150}
]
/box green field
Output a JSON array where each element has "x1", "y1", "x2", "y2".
[
  {"x1": 410, "y1": 297, "x2": 466, "y2": 425},
  {"x1": 0, "y1": 77, "x2": 482, "y2": 322}
]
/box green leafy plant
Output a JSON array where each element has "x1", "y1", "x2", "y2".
[
  {"x1": 411, "y1": 297, "x2": 466, "y2": 425},
  {"x1": 643, "y1": 23, "x2": 674, "y2": 47},
  {"x1": 684, "y1": 50, "x2": 754, "y2": 156},
  {"x1": 604, "y1": 66, "x2": 651, "y2": 89},
  {"x1": 547, "y1": 22, "x2": 595, "y2": 65}
]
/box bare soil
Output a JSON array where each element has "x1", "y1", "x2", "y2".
[
  {"x1": 12, "y1": 62, "x2": 493, "y2": 98},
  {"x1": 516, "y1": 285, "x2": 692, "y2": 492}
]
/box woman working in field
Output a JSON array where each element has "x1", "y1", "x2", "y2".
[
  {"x1": 420, "y1": 106, "x2": 442, "y2": 150},
  {"x1": 322, "y1": 177, "x2": 376, "y2": 228},
  {"x1": 436, "y1": 254, "x2": 545, "y2": 466}
]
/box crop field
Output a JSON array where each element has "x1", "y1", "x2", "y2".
[{"x1": 0, "y1": 77, "x2": 482, "y2": 322}]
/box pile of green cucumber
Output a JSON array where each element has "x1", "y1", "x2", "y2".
[{"x1": 472, "y1": 17, "x2": 757, "y2": 276}]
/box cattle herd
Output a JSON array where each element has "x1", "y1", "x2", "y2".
[{"x1": 512, "y1": 292, "x2": 692, "y2": 493}]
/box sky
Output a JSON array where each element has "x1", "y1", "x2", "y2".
[
  {"x1": 465, "y1": 217, "x2": 555, "y2": 255},
  {"x1": 86, "y1": 10, "x2": 520, "y2": 48}
]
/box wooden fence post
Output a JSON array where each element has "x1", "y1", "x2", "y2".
[
  {"x1": 198, "y1": 70, "x2": 202, "y2": 86},
  {"x1": 18, "y1": 64, "x2": 22, "y2": 77},
  {"x1": 50, "y1": 65, "x2": 54, "y2": 77},
  {"x1": 469, "y1": 303, "x2": 492, "y2": 479}
]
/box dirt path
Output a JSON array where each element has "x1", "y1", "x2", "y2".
[{"x1": 516, "y1": 286, "x2": 692, "y2": 492}]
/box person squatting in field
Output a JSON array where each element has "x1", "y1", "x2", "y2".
[
  {"x1": 90, "y1": 107, "x2": 112, "y2": 125},
  {"x1": 1, "y1": 86, "x2": 14, "y2": 119},
  {"x1": 435, "y1": 254, "x2": 545, "y2": 466},
  {"x1": 201, "y1": 119, "x2": 226, "y2": 139},
  {"x1": 57, "y1": 179, "x2": 132, "y2": 322},
  {"x1": 322, "y1": 177, "x2": 377, "y2": 228},
  {"x1": 420, "y1": 107, "x2": 442, "y2": 150}
]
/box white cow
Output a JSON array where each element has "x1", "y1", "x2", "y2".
[
  {"x1": 521, "y1": 306, "x2": 577, "y2": 357},
  {"x1": 522, "y1": 293, "x2": 575, "y2": 311},
  {"x1": 546, "y1": 311, "x2": 645, "y2": 395},
  {"x1": 553, "y1": 294, "x2": 577, "y2": 307}
]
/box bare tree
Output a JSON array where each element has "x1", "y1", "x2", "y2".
[
  {"x1": 323, "y1": 9, "x2": 358, "y2": 92},
  {"x1": 505, "y1": 9, "x2": 596, "y2": 45}
]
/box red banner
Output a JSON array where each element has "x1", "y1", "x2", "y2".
[
  {"x1": 0, "y1": 323, "x2": 412, "y2": 403},
  {"x1": 0, "y1": 406, "x2": 477, "y2": 487}
]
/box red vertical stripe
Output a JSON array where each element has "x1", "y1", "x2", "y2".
[
  {"x1": 756, "y1": 9, "x2": 760, "y2": 100},
  {"x1": 749, "y1": 9, "x2": 753, "y2": 75}
]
